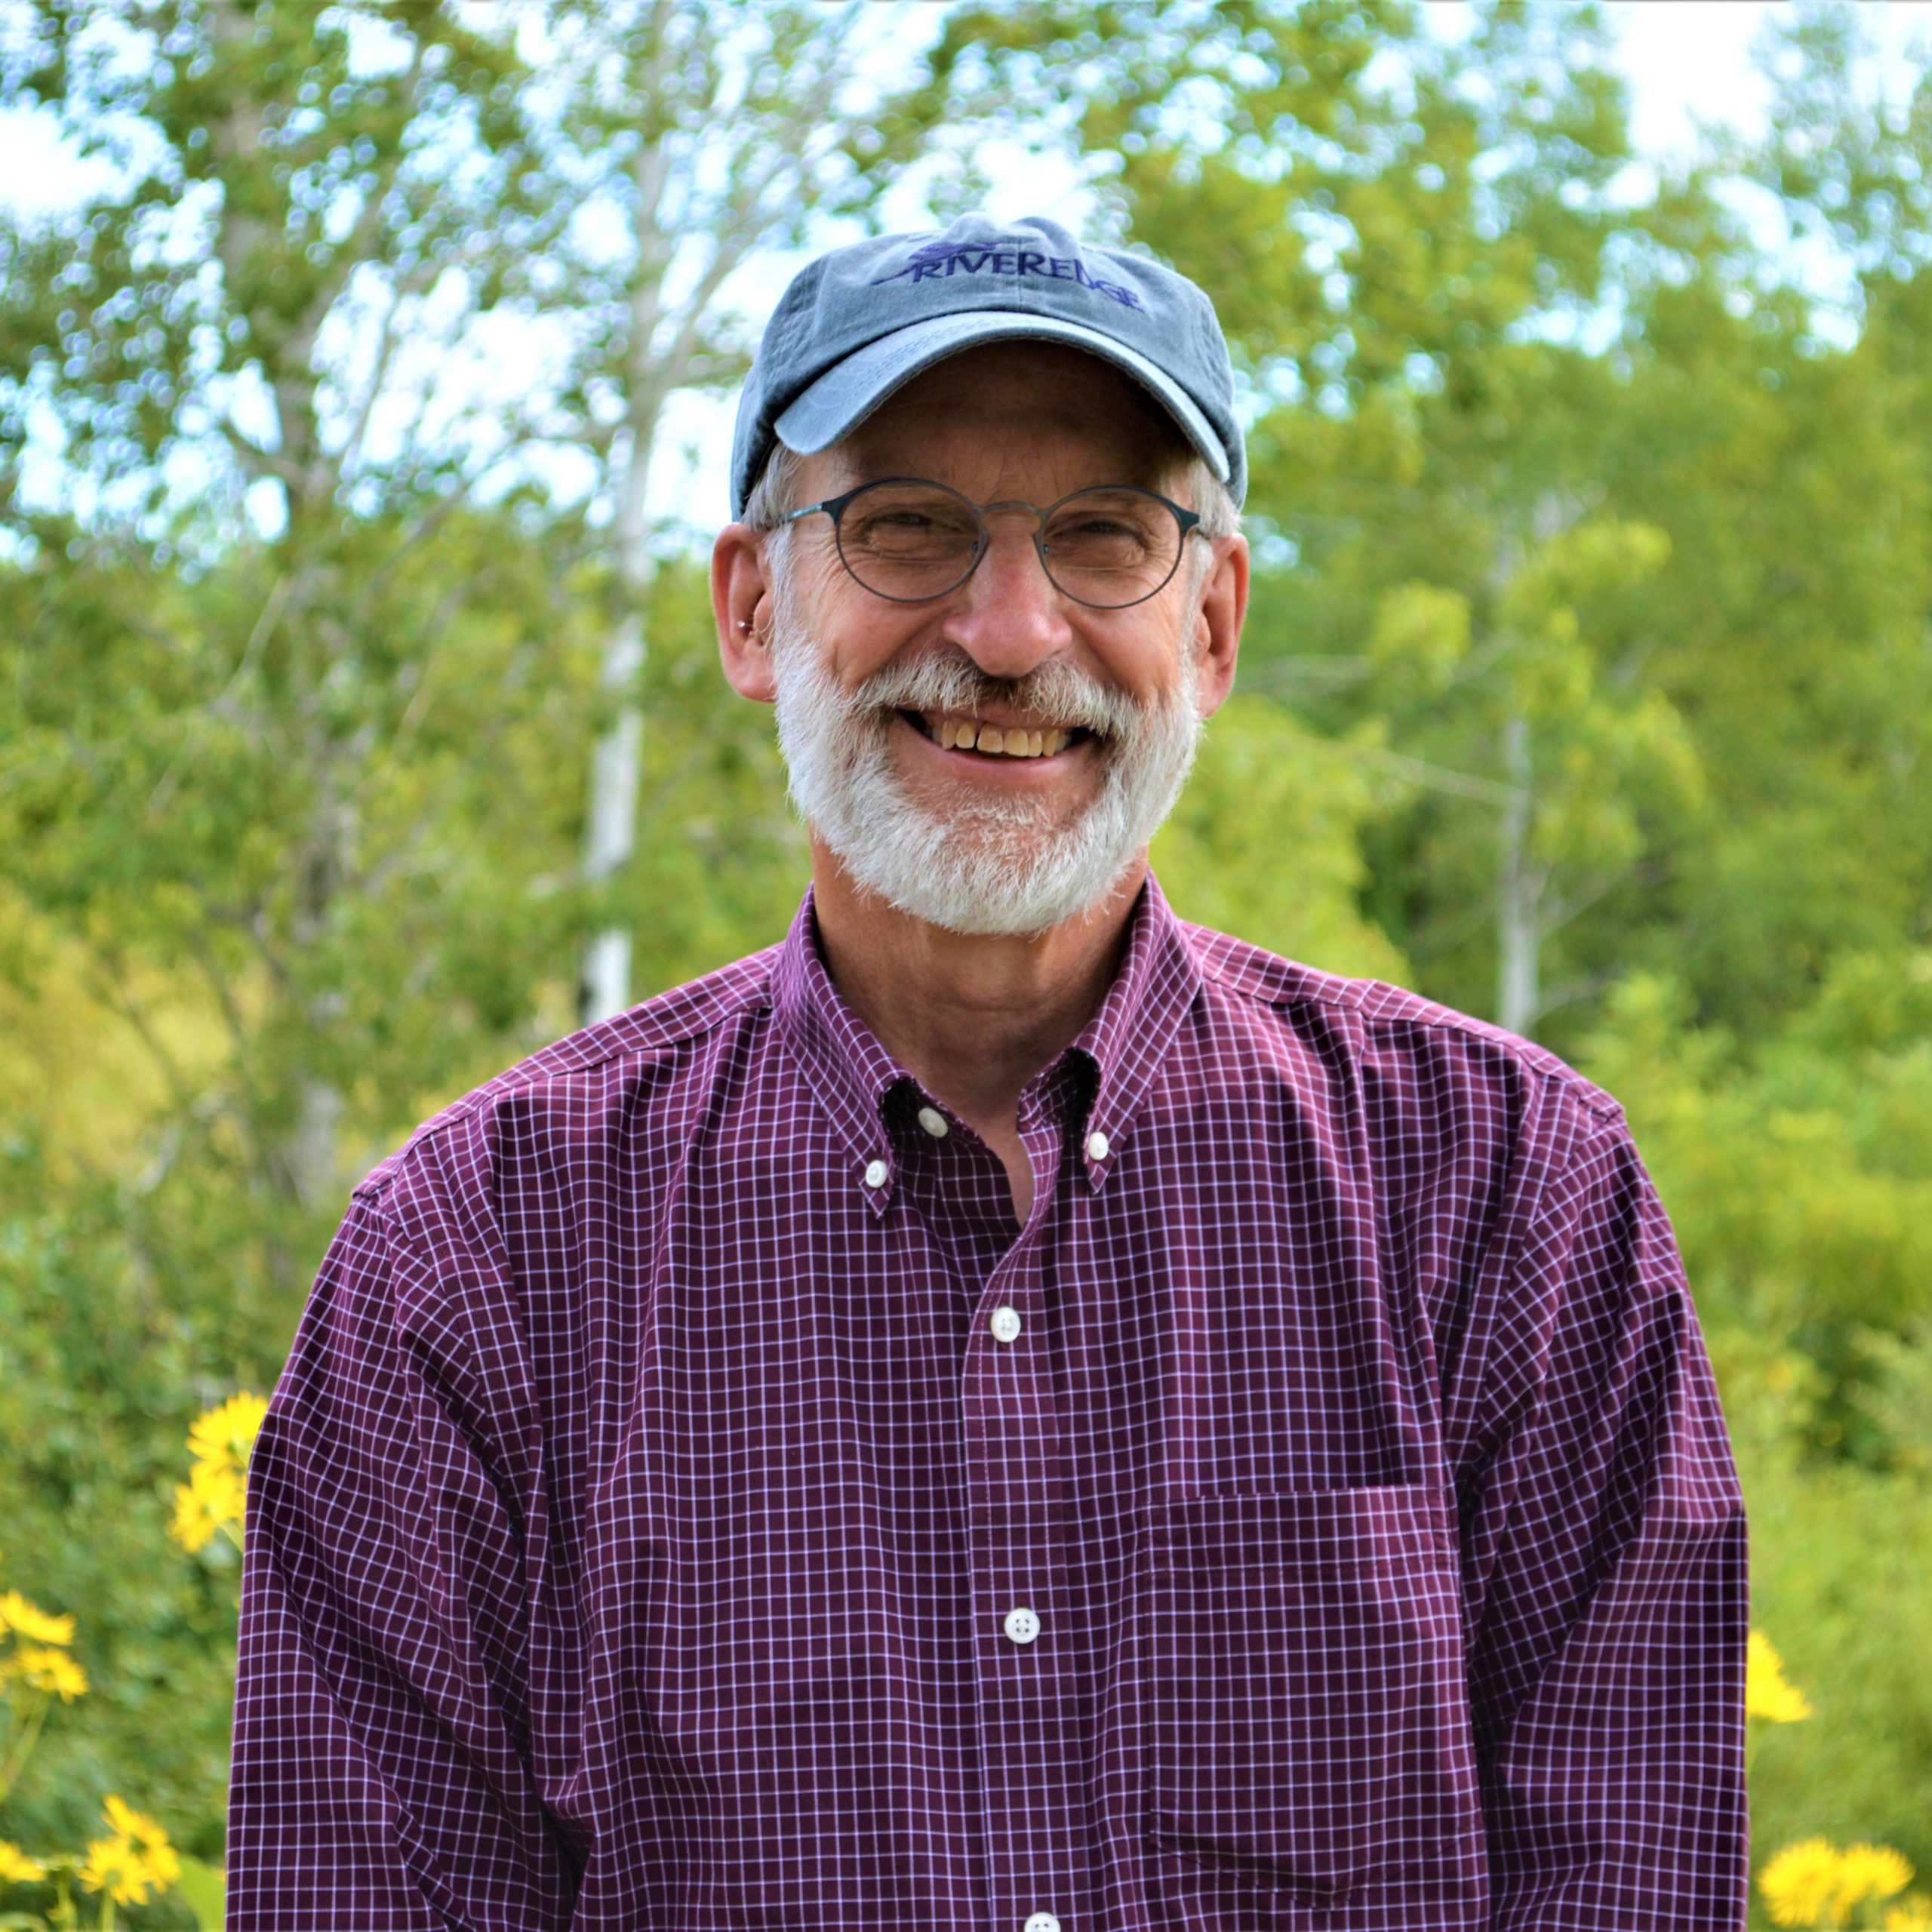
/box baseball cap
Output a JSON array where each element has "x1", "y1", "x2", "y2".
[{"x1": 730, "y1": 213, "x2": 1245, "y2": 518}]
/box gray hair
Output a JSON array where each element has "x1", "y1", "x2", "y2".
[{"x1": 743, "y1": 441, "x2": 809, "y2": 534}]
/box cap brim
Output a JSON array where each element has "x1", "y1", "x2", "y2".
[{"x1": 773, "y1": 312, "x2": 1231, "y2": 482}]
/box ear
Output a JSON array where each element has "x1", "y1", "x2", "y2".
[
  {"x1": 1190, "y1": 530, "x2": 1249, "y2": 721},
  {"x1": 713, "y1": 521, "x2": 777, "y2": 703}
]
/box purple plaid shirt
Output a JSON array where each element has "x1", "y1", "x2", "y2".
[{"x1": 229, "y1": 876, "x2": 1747, "y2": 1931}]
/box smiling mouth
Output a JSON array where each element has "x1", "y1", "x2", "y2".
[{"x1": 901, "y1": 710, "x2": 1093, "y2": 760}]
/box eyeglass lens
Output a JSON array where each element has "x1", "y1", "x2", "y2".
[{"x1": 832, "y1": 481, "x2": 1186, "y2": 608}]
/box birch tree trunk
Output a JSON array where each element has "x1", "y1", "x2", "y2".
[
  {"x1": 1496, "y1": 708, "x2": 1540, "y2": 1037},
  {"x1": 565, "y1": 0, "x2": 950, "y2": 1022},
  {"x1": 583, "y1": 50, "x2": 675, "y2": 1024}
]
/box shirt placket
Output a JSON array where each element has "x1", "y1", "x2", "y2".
[{"x1": 961, "y1": 1093, "x2": 1089, "y2": 1932}]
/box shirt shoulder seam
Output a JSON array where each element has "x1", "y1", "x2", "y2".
[
  {"x1": 1183, "y1": 921, "x2": 1624, "y2": 1127},
  {"x1": 349, "y1": 945, "x2": 782, "y2": 1203}
]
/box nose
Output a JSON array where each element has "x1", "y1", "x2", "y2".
[{"x1": 937, "y1": 505, "x2": 1072, "y2": 681}]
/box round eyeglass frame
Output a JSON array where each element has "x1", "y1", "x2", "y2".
[{"x1": 775, "y1": 476, "x2": 1205, "y2": 611}]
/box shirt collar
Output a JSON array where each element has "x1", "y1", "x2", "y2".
[
  {"x1": 771, "y1": 872, "x2": 1202, "y2": 1217},
  {"x1": 1067, "y1": 870, "x2": 1203, "y2": 1186}
]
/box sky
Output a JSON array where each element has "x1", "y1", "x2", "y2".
[
  {"x1": 5, "y1": 1, "x2": 1931, "y2": 532},
  {"x1": 1607, "y1": 0, "x2": 1926, "y2": 152}
]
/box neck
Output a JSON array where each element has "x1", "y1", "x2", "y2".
[{"x1": 808, "y1": 834, "x2": 1144, "y2": 1147}]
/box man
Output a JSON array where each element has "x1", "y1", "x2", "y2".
[{"x1": 229, "y1": 214, "x2": 1748, "y2": 1930}]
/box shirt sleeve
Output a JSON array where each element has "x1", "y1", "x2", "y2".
[
  {"x1": 1455, "y1": 1095, "x2": 1749, "y2": 1931},
  {"x1": 226, "y1": 1178, "x2": 578, "y2": 1931}
]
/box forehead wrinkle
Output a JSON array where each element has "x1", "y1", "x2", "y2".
[{"x1": 828, "y1": 346, "x2": 1192, "y2": 501}]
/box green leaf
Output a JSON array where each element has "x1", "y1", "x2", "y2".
[{"x1": 174, "y1": 1854, "x2": 226, "y2": 1930}]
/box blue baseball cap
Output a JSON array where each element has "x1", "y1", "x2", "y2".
[{"x1": 730, "y1": 213, "x2": 1245, "y2": 518}]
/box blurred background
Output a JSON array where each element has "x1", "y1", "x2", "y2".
[{"x1": 0, "y1": 2, "x2": 1928, "y2": 1925}]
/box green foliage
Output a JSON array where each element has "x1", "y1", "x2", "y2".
[
  {"x1": 1583, "y1": 960, "x2": 1932, "y2": 1463},
  {"x1": 0, "y1": 1141, "x2": 240, "y2": 1875},
  {"x1": 0, "y1": 0, "x2": 534, "y2": 527},
  {"x1": 1595, "y1": 283, "x2": 1932, "y2": 1039},
  {"x1": 623, "y1": 559, "x2": 810, "y2": 997},
  {"x1": 1152, "y1": 694, "x2": 1410, "y2": 983},
  {"x1": 1729, "y1": 1415, "x2": 1932, "y2": 1925},
  {"x1": 0, "y1": 503, "x2": 601, "y2": 1237}
]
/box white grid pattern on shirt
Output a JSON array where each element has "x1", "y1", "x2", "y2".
[{"x1": 229, "y1": 875, "x2": 1747, "y2": 1930}]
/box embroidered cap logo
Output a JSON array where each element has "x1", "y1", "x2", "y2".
[{"x1": 871, "y1": 237, "x2": 1143, "y2": 311}]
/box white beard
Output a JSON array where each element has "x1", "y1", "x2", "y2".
[{"x1": 769, "y1": 595, "x2": 1204, "y2": 937}]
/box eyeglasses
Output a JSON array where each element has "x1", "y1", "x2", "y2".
[{"x1": 777, "y1": 477, "x2": 1204, "y2": 610}]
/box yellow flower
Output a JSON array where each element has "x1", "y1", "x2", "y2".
[
  {"x1": 1763, "y1": 1837, "x2": 1850, "y2": 1927},
  {"x1": 1839, "y1": 1844, "x2": 1916, "y2": 1910},
  {"x1": 1762, "y1": 1838, "x2": 1918, "y2": 1928},
  {"x1": 199, "y1": 1459, "x2": 246, "y2": 1522},
  {"x1": 78, "y1": 1836, "x2": 147, "y2": 1906},
  {"x1": 12, "y1": 1645, "x2": 87, "y2": 1702},
  {"x1": 186, "y1": 1392, "x2": 268, "y2": 1478},
  {"x1": 1747, "y1": 1629, "x2": 1813, "y2": 1723},
  {"x1": 168, "y1": 1479, "x2": 220, "y2": 1552},
  {"x1": 170, "y1": 1457, "x2": 247, "y2": 1553},
  {"x1": 172, "y1": 1392, "x2": 266, "y2": 1552},
  {"x1": 0, "y1": 1839, "x2": 45, "y2": 1883},
  {"x1": 1885, "y1": 1897, "x2": 1932, "y2": 1930},
  {"x1": 101, "y1": 1795, "x2": 170, "y2": 1854},
  {"x1": 78, "y1": 1796, "x2": 179, "y2": 1907},
  {"x1": 0, "y1": 1591, "x2": 75, "y2": 1649}
]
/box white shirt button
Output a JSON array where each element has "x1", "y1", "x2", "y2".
[
  {"x1": 1003, "y1": 1605, "x2": 1041, "y2": 1645},
  {"x1": 863, "y1": 1158, "x2": 889, "y2": 1189},
  {"x1": 916, "y1": 1105, "x2": 949, "y2": 1138},
  {"x1": 1024, "y1": 1914, "x2": 1061, "y2": 1932},
  {"x1": 989, "y1": 1305, "x2": 1023, "y2": 1343},
  {"x1": 1086, "y1": 1130, "x2": 1110, "y2": 1161}
]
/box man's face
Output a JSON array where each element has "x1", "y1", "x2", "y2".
[{"x1": 721, "y1": 342, "x2": 1246, "y2": 935}]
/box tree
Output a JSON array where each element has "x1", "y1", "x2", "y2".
[
  {"x1": 1583, "y1": 2, "x2": 1932, "y2": 1038},
  {"x1": 1150, "y1": 693, "x2": 1411, "y2": 984},
  {"x1": 0, "y1": 0, "x2": 1021, "y2": 1244},
  {"x1": 1035, "y1": 0, "x2": 1672, "y2": 1039},
  {"x1": 1361, "y1": 512, "x2": 1700, "y2": 1033},
  {"x1": 0, "y1": 0, "x2": 582, "y2": 1244},
  {"x1": 531, "y1": 1, "x2": 1014, "y2": 1020}
]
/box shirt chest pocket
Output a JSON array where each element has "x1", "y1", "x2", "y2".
[{"x1": 1140, "y1": 1484, "x2": 1474, "y2": 1907}]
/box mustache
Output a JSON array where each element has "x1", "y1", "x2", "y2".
[{"x1": 842, "y1": 647, "x2": 1150, "y2": 740}]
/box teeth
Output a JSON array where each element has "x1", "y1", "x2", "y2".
[{"x1": 928, "y1": 715, "x2": 1079, "y2": 758}]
